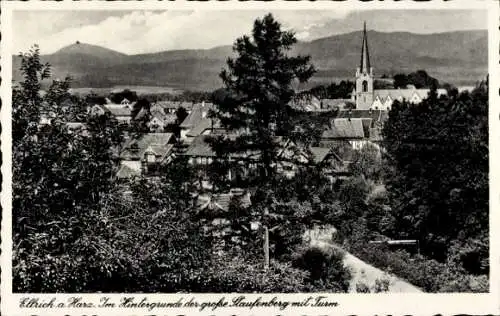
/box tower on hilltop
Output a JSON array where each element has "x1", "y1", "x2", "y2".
[{"x1": 355, "y1": 22, "x2": 374, "y2": 110}]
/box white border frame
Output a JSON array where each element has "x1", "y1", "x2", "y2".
[{"x1": 1, "y1": 1, "x2": 499, "y2": 315}]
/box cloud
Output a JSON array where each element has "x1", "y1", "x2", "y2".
[
  {"x1": 13, "y1": 10, "x2": 350, "y2": 55},
  {"x1": 12, "y1": 9, "x2": 486, "y2": 55}
]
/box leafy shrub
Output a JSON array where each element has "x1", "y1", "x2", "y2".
[
  {"x1": 183, "y1": 257, "x2": 320, "y2": 293},
  {"x1": 349, "y1": 243, "x2": 488, "y2": 293},
  {"x1": 373, "y1": 276, "x2": 391, "y2": 293},
  {"x1": 356, "y1": 281, "x2": 371, "y2": 293},
  {"x1": 292, "y1": 246, "x2": 352, "y2": 292}
]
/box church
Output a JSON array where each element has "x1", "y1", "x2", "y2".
[{"x1": 352, "y1": 23, "x2": 446, "y2": 110}]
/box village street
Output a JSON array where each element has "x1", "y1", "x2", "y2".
[{"x1": 304, "y1": 227, "x2": 422, "y2": 293}]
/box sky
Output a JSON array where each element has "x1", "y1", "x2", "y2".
[{"x1": 12, "y1": 9, "x2": 487, "y2": 55}]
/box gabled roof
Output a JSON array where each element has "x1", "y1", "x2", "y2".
[
  {"x1": 277, "y1": 139, "x2": 332, "y2": 165},
  {"x1": 310, "y1": 147, "x2": 332, "y2": 164},
  {"x1": 145, "y1": 144, "x2": 175, "y2": 161},
  {"x1": 186, "y1": 119, "x2": 213, "y2": 137},
  {"x1": 322, "y1": 118, "x2": 365, "y2": 139},
  {"x1": 120, "y1": 133, "x2": 174, "y2": 160},
  {"x1": 184, "y1": 135, "x2": 217, "y2": 157},
  {"x1": 105, "y1": 106, "x2": 132, "y2": 117},
  {"x1": 197, "y1": 192, "x2": 252, "y2": 214},
  {"x1": 152, "y1": 108, "x2": 175, "y2": 123},
  {"x1": 184, "y1": 134, "x2": 259, "y2": 159},
  {"x1": 373, "y1": 88, "x2": 447, "y2": 102},
  {"x1": 336, "y1": 109, "x2": 387, "y2": 122},
  {"x1": 116, "y1": 164, "x2": 140, "y2": 179},
  {"x1": 180, "y1": 102, "x2": 214, "y2": 129},
  {"x1": 154, "y1": 101, "x2": 194, "y2": 111}
]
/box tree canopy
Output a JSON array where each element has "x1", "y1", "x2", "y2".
[
  {"x1": 209, "y1": 13, "x2": 315, "y2": 180},
  {"x1": 382, "y1": 85, "x2": 488, "y2": 274}
]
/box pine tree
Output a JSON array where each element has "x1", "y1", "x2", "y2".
[
  {"x1": 208, "y1": 14, "x2": 315, "y2": 269},
  {"x1": 209, "y1": 13, "x2": 315, "y2": 182}
]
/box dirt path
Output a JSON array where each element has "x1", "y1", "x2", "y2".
[{"x1": 304, "y1": 227, "x2": 422, "y2": 293}]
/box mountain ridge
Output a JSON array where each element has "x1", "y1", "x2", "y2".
[{"x1": 12, "y1": 30, "x2": 488, "y2": 91}]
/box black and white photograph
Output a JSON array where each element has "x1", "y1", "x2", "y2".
[{"x1": 1, "y1": 1, "x2": 499, "y2": 314}]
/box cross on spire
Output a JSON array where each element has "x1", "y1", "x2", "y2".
[{"x1": 360, "y1": 21, "x2": 371, "y2": 73}]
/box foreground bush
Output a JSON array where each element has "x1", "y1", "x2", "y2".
[
  {"x1": 292, "y1": 246, "x2": 352, "y2": 292},
  {"x1": 183, "y1": 257, "x2": 317, "y2": 293},
  {"x1": 349, "y1": 243, "x2": 488, "y2": 293}
]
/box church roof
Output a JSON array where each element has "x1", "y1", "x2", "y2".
[{"x1": 360, "y1": 21, "x2": 371, "y2": 73}]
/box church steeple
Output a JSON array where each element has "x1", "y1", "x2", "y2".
[
  {"x1": 355, "y1": 21, "x2": 374, "y2": 110},
  {"x1": 360, "y1": 21, "x2": 371, "y2": 74}
]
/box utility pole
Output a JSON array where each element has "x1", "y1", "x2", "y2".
[{"x1": 263, "y1": 206, "x2": 270, "y2": 271}]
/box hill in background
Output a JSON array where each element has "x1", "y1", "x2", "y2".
[{"x1": 12, "y1": 30, "x2": 487, "y2": 92}]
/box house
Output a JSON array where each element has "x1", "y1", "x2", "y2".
[
  {"x1": 88, "y1": 103, "x2": 133, "y2": 124},
  {"x1": 179, "y1": 102, "x2": 215, "y2": 141},
  {"x1": 105, "y1": 106, "x2": 133, "y2": 124},
  {"x1": 276, "y1": 140, "x2": 347, "y2": 179},
  {"x1": 116, "y1": 162, "x2": 141, "y2": 180},
  {"x1": 370, "y1": 88, "x2": 447, "y2": 110},
  {"x1": 195, "y1": 190, "x2": 253, "y2": 248},
  {"x1": 66, "y1": 122, "x2": 88, "y2": 136},
  {"x1": 183, "y1": 134, "x2": 261, "y2": 187},
  {"x1": 89, "y1": 104, "x2": 107, "y2": 116},
  {"x1": 322, "y1": 118, "x2": 368, "y2": 150},
  {"x1": 136, "y1": 105, "x2": 177, "y2": 132},
  {"x1": 320, "y1": 109, "x2": 387, "y2": 148},
  {"x1": 154, "y1": 101, "x2": 194, "y2": 114},
  {"x1": 120, "y1": 98, "x2": 131, "y2": 106},
  {"x1": 119, "y1": 132, "x2": 176, "y2": 177},
  {"x1": 321, "y1": 117, "x2": 384, "y2": 151}
]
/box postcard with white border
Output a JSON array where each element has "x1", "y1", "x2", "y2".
[{"x1": 1, "y1": 1, "x2": 499, "y2": 315}]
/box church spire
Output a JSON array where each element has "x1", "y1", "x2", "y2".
[{"x1": 360, "y1": 21, "x2": 371, "y2": 73}]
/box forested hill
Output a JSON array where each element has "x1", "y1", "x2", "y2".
[{"x1": 12, "y1": 30, "x2": 487, "y2": 91}]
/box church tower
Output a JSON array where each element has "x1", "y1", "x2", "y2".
[{"x1": 355, "y1": 22, "x2": 374, "y2": 110}]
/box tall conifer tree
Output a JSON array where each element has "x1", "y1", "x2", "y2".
[
  {"x1": 209, "y1": 13, "x2": 315, "y2": 181},
  {"x1": 208, "y1": 14, "x2": 315, "y2": 269}
]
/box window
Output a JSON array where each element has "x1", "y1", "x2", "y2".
[
  {"x1": 362, "y1": 80, "x2": 368, "y2": 92},
  {"x1": 145, "y1": 153, "x2": 156, "y2": 163}
]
